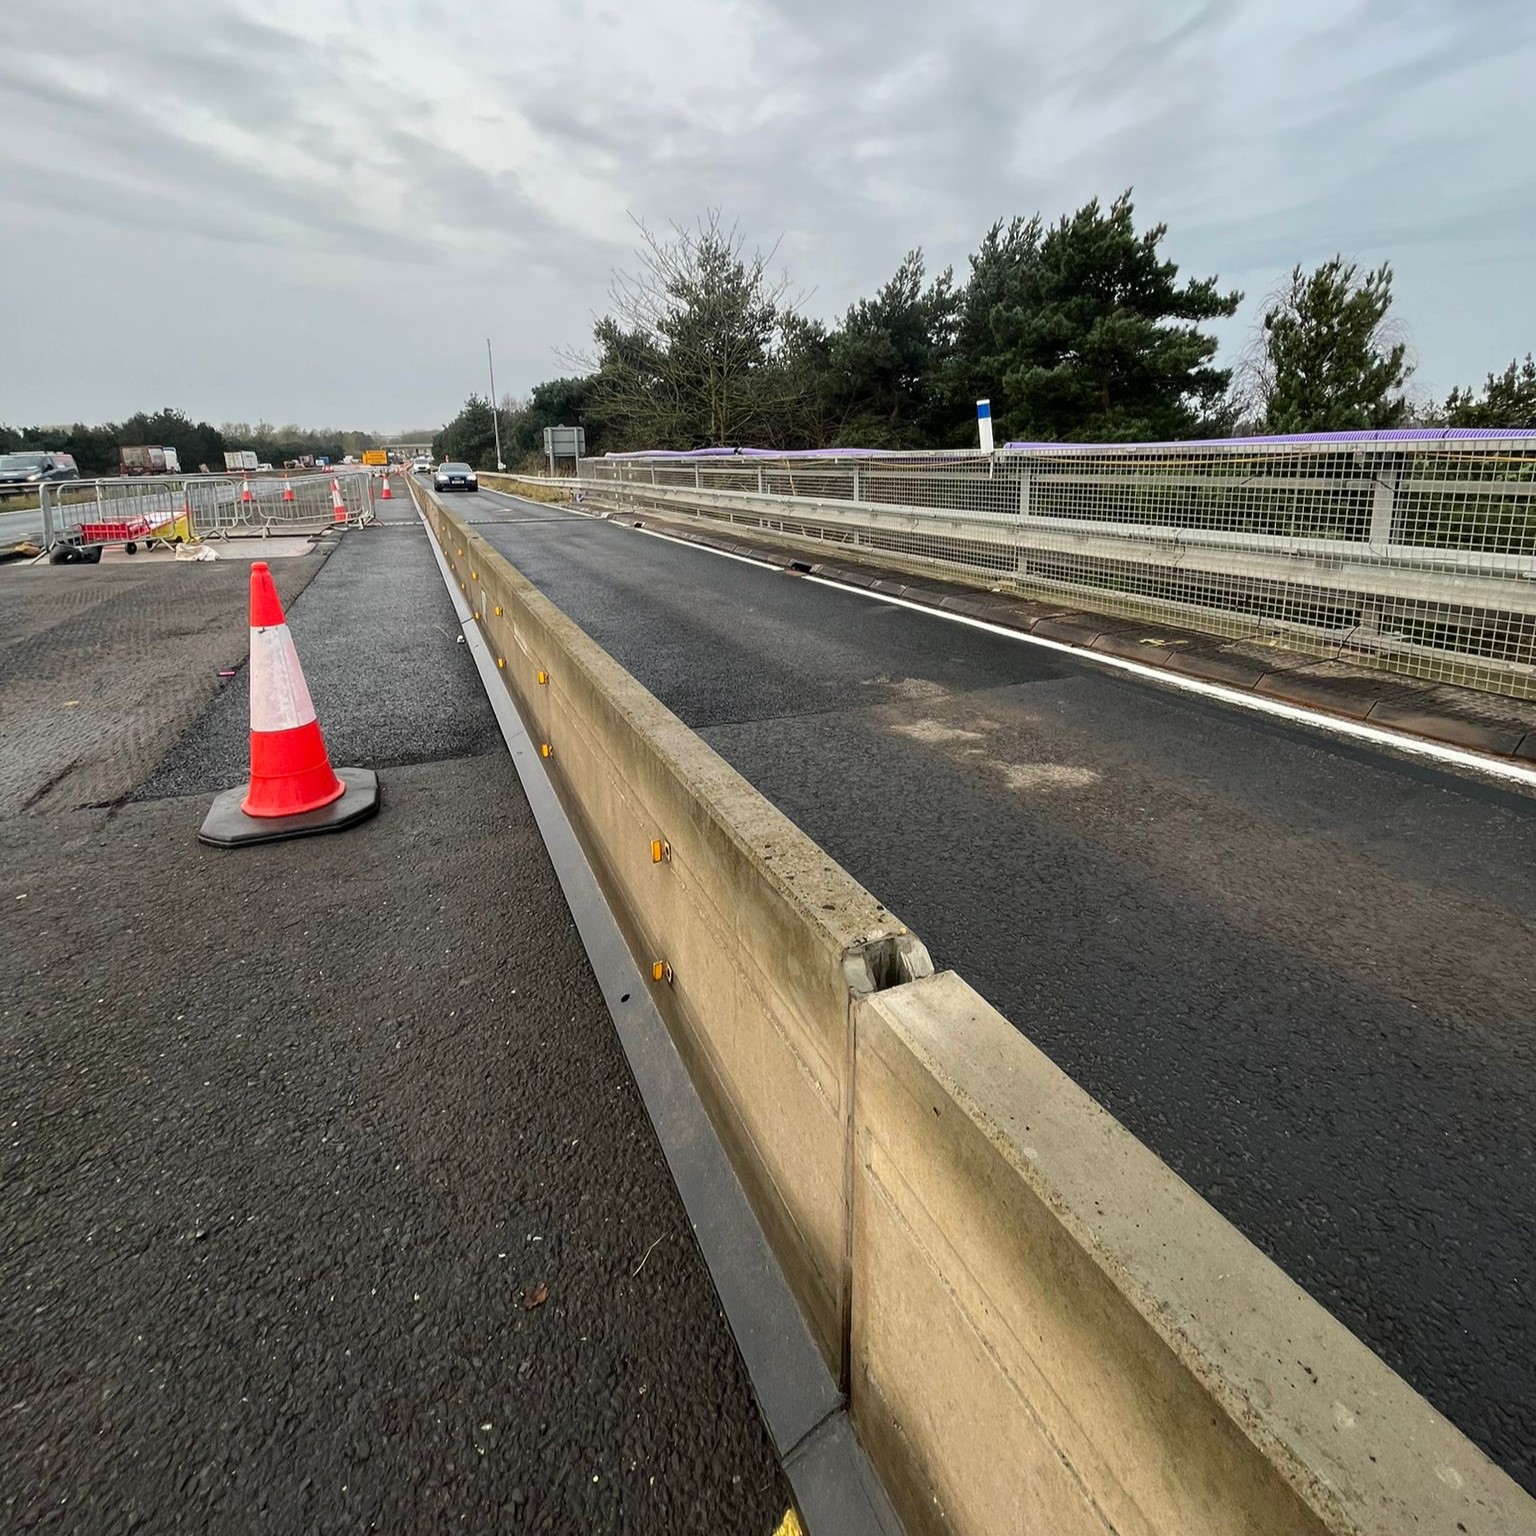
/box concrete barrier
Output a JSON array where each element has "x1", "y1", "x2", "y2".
[
  {"x1": 416, "y1": 482, "x2": 1536, "y2": 1535},
  {"x1": 419, "y1": 487, "x2": 931, "y2": 1369},
  {"x1": 852, "y1": 973, "x2": 1533, "y2": 1535}
]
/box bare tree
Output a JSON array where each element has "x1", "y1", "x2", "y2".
[{"x1": 581, "y1": 211, "x2": 808, "y2": 449}]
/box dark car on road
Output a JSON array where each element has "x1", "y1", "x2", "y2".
[
  {"x1": 0, "y1": 451, "x2": 80, "y2": 498},
  {"x1": 434, "y1": 461, "x2": 478, "y2": 492}
]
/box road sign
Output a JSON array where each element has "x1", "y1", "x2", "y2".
[{"x1": 543, "y1": 425, "x2": 586, "y2": 459}]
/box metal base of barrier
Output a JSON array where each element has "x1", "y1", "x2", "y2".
[{"x1": 197, "y1": 767, "x2": 380, "y2": 848}]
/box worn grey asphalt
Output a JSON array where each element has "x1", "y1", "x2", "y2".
[
  {"x1": 463, "y1": 487, "x2": 1536, "y2": 1496},
  {"x1": 0, "y1": 551, "x2": 331, "y2": 817},
  {"x1": 0, "y1": 508, "x2": 792, "y2": 1533}
]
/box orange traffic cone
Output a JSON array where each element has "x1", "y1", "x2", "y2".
[
  {"x1": 242, "y1": 562, "x2": 344, "y2": 817},
  {"x1": 331, "y1": 478, "x2": 347, "y2": 524},
  {"x1": 198, "y1": 563, "x2": 379, "y2": 847},
  {"x1": 380, "y1": 472, "x2": 394, "y2": 501},
  {"x1": 282, "y1": 477, "x2": 296, "y2": 503},
  {"x1": 241, "y1": 474, "x2": 254, "y2": 504}
]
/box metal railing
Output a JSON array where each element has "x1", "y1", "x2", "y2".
[
  {"x1": 570, "y1": 433, "x2": 1536, "y2": 699},
  {"x1": 39, "y1": 471, "x2": 375, "y2": 554}
]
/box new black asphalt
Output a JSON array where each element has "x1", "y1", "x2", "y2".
[
  {"x1": 463, "y1": 488, "x2": 1536, "y2": 1496},
  {"x1": 0, "y1": 508, "x2": 791, "y2": 1533}
]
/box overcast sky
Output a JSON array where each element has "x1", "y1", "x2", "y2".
[{"x1": 3, "y1": 0, "x2": 1532, "y2": 435}]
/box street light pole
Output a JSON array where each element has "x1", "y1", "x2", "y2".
[{"x1": 486, "y1": 337, "x2": 505, "y2": 471}]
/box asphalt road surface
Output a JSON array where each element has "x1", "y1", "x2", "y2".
[
  {"x1": 1, "y1": 504, "x2": 791, "y2": 1533},
  {"x1": 0, "y1": 499, "x2": 47, "y2": 545},
  {"x1": 456, "y1": 486, "x2": 1536, "y2": 1496}
]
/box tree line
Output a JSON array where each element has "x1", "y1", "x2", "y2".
[
  {"x1": 434, "y1": 194, "x2": 1535, "y2": 467},
  {"x1": 0, "y1": 408, "x2": 386, "y2": 475}
]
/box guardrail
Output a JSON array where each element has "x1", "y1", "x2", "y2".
[
  {"x1": 412, "y1": 471, "x2": 1536, "y2": 1535},
  {"x1": 38, "y1": 471, "x2": 373, "y2": 556},
  {"x1": 554, "y1": 434, "x2": 1536, "y2": 699}
]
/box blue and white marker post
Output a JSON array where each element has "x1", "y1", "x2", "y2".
[{"x1": 976, "y1": 398, "x2": 994, "y2": 454}]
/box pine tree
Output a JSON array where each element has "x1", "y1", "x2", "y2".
[
  {"x1": 1445, "y1": 355, "x2": 1536, "y2": 430},
  {"x1": 828, "y1": 251, "x2": 959, "y2": 447},
  {"x1": 432, "y1": 395, "x2": 499, "y2": 468},
  {"x1": 950, "y1": 194, "x2": 1240, "y2": 443},
  {"x1": 1260, "y1": 259, "x2": 1409, "y2": 432}
]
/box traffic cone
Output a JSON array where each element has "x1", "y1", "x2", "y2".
[
  {"x1": 331, "y1": 478, "x2": 347, "y2": 524},
  {"x1": 241, "y1": 474, "x2": 254, "y2": 505},
  {"x1": 282, "y1": 477, "x2": 296, "y2": 503},
  {"x1": 380, "y1": 472, "x2": 394, "y2": 500},
  {"x1": 198, "y1": 562, "x2": 379, "y2": 847}
]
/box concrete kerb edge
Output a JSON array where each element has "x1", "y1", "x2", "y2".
[
  {"x1": 409, "y1": 484, "x2": 902, "y2": 1536},
  {"x1": 410, "y1": 478, "x2": 1536, "y2": 1535}
]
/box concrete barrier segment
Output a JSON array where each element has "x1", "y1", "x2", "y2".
[
  {"x1": 852, "y1": 971, "x2": 1536, "y2": 1536},
  {"x1": 430, "y1": 497, "x2": 931, "y2": 1373},
  {"x1": 410, "y1": 490, "x2": 901, "y2": 1535}
]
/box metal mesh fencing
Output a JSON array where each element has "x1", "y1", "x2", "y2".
[
  {"x1": 187, "y1": 472, "x2": 372, "y2": 538},
  {"x1": 574, "y1": 438, "x2": 1536, "y2": 699},
  {"x1": 41, "y1": 472, "x2": 374, "y2": 549},
  {"x1": 40, "y1": 477, "x2": 200, "y2": 550}
]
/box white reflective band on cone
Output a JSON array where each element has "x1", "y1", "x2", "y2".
[{"x1": 249, "y1": 624, "x2": 318, "y2": 732}]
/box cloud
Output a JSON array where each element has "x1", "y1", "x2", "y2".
[{"x1": 1, "y1": 0, "x2": 1532, "y2": 429}]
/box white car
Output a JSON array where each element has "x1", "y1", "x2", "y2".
[{"x1": 411, "y1": 457, "x2": 432, "y2": 476}]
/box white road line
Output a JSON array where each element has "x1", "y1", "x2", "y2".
[
  {"x1": 632, "y1": 523, "x2": 789, "y2": 571},
  {"x1": 608, "y1": 517, "x2": 1536, "y2": 790}
]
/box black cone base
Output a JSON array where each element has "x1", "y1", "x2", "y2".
[{"x1": 198, "y1": 767, "x2": 380, "y2": 848}]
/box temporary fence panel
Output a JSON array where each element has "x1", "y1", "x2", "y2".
[
  {"x1": 41, "y1": 472, "x2": 375, "y2": 548},
  {"x1": 42, "y1": 477, "x2": 204, "y2": 553},
  {"x1": 184, "y1": 472, "x2": 373, "y2": 537}
]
